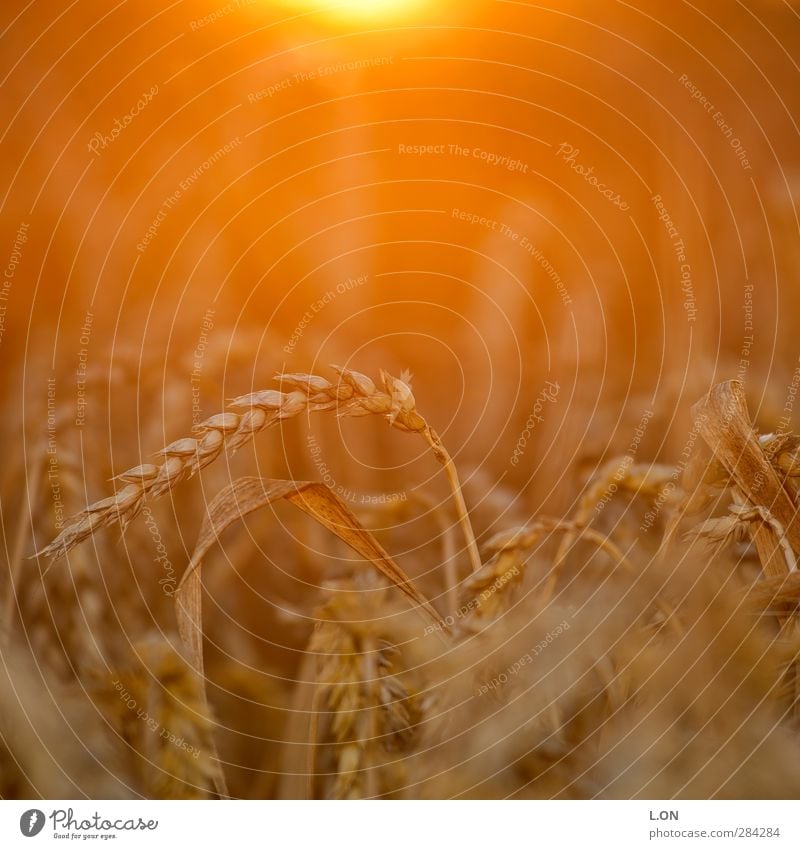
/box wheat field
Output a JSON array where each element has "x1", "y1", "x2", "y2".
[
  {"x1": 3, "y1": 0, "x2": 800, "y2": 802},
  {"x1": 5, "y1": 369, "x2": 800, "y2": 799}
]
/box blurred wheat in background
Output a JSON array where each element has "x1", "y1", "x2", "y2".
[{"x1": 2, "y1": 0, "x2": 800, "y2": 799}]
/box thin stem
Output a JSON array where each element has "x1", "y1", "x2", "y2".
[
  {"x1": 408, "y1": 491, "x2": 460, "y2": 618},
  {"x1": 436, "y1": 515, "x2": 460, "y2": 618},
  {"x1": 422, "y1": 428, "x2": 482, "y2": 574}
]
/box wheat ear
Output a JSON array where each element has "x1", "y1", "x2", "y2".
[{"x1": 34, "y1": 366, "x2": 481, "y2": 573}]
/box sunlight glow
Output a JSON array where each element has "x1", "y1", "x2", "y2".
[{"x1": 281, "y1": 0, "x2": 424, "y2": 22}]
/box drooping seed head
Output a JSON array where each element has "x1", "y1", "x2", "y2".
[
  {"x1": 332, "y1": 365, "x2": 376, "y2": 397},
  {"x1": 197, "y1": 429, "x2": 224, "y2": 457},
  {"x1": 194, "y1": 412, "x2": 239, "y2": 434},
  {"x1": 228, "y1": 390, "x2": 285, "y2": 411},
  {"x1": 158, "y1": 437, "x2": 199, "y2": 458},
  {"x1": 226, "y1": 409, "x2": 267, "y2": 450},
  {"x1": 115, "y1": 464, "x2": 160, "y2": 484},
  {"x1": 381, "y1": 371, "x2": 416, "y2": 413},
  {"x1": 277, "y1": 390, "x2": 308, "y2": 419},
  {"x1": 276, "y1": 373, "x2": 332, "y2": 395},
  {"x1": 157, "y1": 456, "x2": 187, "y2": 483},
  {"x1": 88, "y1": 484, "x2": 142, "y2": 516}
]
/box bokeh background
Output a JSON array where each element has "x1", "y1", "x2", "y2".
[
  {"x1": 3, "y1": 0, "x2": 800, "y2": 799},
  {"x1": 5, "y1": 0, "x2": 800, "y2": 505}
]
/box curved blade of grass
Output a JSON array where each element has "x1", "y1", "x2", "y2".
[{"x1": 175, "y1": 478, "x2": 445, "y2": 795}]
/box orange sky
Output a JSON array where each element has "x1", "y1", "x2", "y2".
[{"x1": 3, "y1": 0, "x2": 800, "y2": 508}]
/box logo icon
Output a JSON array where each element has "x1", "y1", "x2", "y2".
[{"x1": 20, "y1": 810, "x2": 45, "y2": 837}]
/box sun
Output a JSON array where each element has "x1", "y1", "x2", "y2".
[{"x1": 281, "y1": 0, "x2": 424, "y2": 21}]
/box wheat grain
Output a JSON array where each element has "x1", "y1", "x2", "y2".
[
  {"x1": 305, "y1": 574, "x2": 424, "y2": 799},
  {"x1": 16, "y1": 367, "x2": 800, "y2": 800},
  {"x1": 88, "y1": 636, "x2": 222, "y2": 798},
  {"x1": 35, "y1": 366, "x2": 481, "y2": 574}
]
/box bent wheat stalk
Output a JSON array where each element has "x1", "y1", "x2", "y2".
[
  {"x1": 34, "y1": 366, "x2": 481, "y2": 574},
  {"x1": 691, "y1": 379, "x2": 800, "y2": 709},
  {"x1": 486, "y1": 518, "x2": 676, "y2": 627}
]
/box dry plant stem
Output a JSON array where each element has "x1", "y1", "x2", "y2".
[
  {"x1": 438, "y1": 512, "x2": 459, "y2": 619},
  {"x1": 179, "y1": 478, "x2": 444, "y2": 631},
  {"x1": 277, "y1": 650, "x2": 320, "y2": 800},
  {"x1": 367, "y1": 491, "x2": 461, "y2": 618},
  {"x1": 36, "y1": 367, "x2": 482, "y2": 577},
  {"x1": 493, "y1": 520, "x2": 675, "y2": 627},
  {"x1": 548, "y1": 460, "x2": 634, "y2": 599},
  {"x1": 692, "y1": 380, "x2": 800, "y2": 706},
  {"x1": 691, "y1": 381, "x2": 800, "y2": 564},
  {"x1": 174, "y1": 567, "x2": 229, "y2": 798},
  {"x1": 728, "y1": 490, "x2": 797, "y2": 573},
  {"x1": 656, "y1": 508, "x2": 685, "y2": 564},
  {"x1": 176, "y1": 477, "x2": 446, "y2": 797},
  {"x1": 422, "y1": 427, "x2": 481, "y2": 575},
  {"x1": 178, "y1": 473, "x2": 453, "y2": 798},
  {"x1": 548, "y1": 459, "x2": 632, "y2": 579},
  {"x1": 411, "y1": 492, "x2": 460, "y2": 619},
  {"x1": 541, "y1": 522, "x2": 635, "y2": 606}
]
